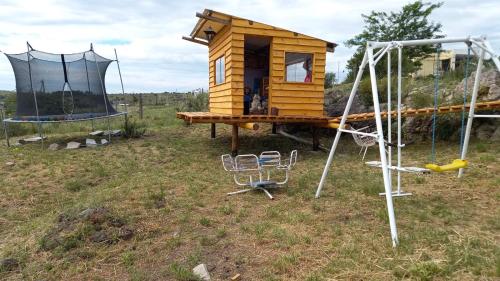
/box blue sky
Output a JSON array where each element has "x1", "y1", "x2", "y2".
[{"x1": 0, "y1": 0, "x2": 499, "y2": 93}]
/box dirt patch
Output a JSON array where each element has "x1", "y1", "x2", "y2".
[{"x1": 40, "y1": 207, "x2": 134, "y2": 252}]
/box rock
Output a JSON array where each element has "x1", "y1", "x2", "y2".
[
  {"x1": 79, "y1": 207, "x2": 109, "y2": 224},
  {"x1": 89, "y1": 130, "x2": 104, "y2": 136},
  {"x1": 103, "y1": 129, "x2": 121, "y2": 137},
  {"x1": 101, "y1": 139, "x2": 109, "y2": 145},
  {"x1": 86, "y1": 138, "x2": 97, "y2": 147},
  {"x1": 118, "y1": 226, "x2": 134, "y2": 240},
  {"x1": 5, "y1": 161, "x2": 15, "y2": 167},
  {"x1": 66, "y1": 141, "x2": 81, "y2": 149},
  {"x1": 19, "y1": 136, "x2": 47, "y2": 144},
  {"x1": 108, "y1": 217, "x2": 125, "y2": 227},
  {"x1": 475, "y1": 123, "x2": 496, "y2": 140},
  {"x1": 193, "y1": 264, "x2": 211, "y2": 281},
  {"x1": 492, "y1": 126, "x2": 500, "y2": 141},
  {"x1": 0, "y1": 258, "x2": 19, "y2": 272},
  {"x1": 48, "y1": 143, "x2": 59, "y2": 151},
  {"x1": 90, "y1": 231, "x2": 109, "y2": 243}
]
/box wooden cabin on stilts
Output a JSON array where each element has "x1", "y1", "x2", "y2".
[{"x1": 178, "y1": 9, "x2": 340, "y2": 155}]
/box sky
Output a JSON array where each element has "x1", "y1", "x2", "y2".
[{"x1": 0, "y1": 0, "x2": 499, "y2": 93}]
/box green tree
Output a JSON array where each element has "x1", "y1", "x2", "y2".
[
  {"x1": 345, "y1": 1, "x2": 443, "y2": 81},
  {"x1": 324, "y1": 72, "x2": 336, "y2": 89}
]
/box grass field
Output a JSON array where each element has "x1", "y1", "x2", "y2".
[{"x1": 0, "y1": 105, "x2": 499, "y2": 280}]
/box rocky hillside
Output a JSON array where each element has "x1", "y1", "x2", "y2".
[{"x1": 325, "y1": 69, "x2": 500, "y2": 141}]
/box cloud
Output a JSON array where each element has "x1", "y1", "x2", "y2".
[{"x1": 0, "y1": 0, "x2": 499, "y2": 92}]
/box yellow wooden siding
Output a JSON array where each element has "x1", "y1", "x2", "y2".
[
  {"x1": 270, "y1": 40, "x2": 326, "y2": 116},
  {"x1": 208, "y1": 25, "x2": 234, "y2": 114},
  {"x1": 229, "y1": 19, "x2": 327, "y2": 117},
  {"x1": 206, "y1": 17, "x2": 329, "y2": 116}
]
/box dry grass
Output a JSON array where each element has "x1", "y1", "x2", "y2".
[{"x1": 0, "y1": 105, "x2": 499, "y2": 280}]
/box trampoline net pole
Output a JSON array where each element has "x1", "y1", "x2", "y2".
[
  {"x1": 26, "y1": 42, "x2": 44, "y2": 146},
  {"x1": 92, "y1": 46, "x2": 112, "y2": 142},
  {"x1": 114, "y1": 48, "x2": 128, "y2": 128}
]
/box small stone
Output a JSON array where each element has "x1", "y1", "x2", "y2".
[
  {"x1": 193, "y1": 264, "x2": 211, "y2": 281},
  {"x1": 20, "y1": 136, "x2": 47, "y2": 143},
  {"x1": 101, "y1": 139, "x2": 109, "y2": 145},
  {"x1": 5, "y1": 161, "x2": 15, "y2": 167},
  {"x1": 79, "y1": 207, "x2": 108, "y2": 224},
  {"x1": 48, "y1": 143, "x2": 59, "y2": 151},
  {"x1": 66, "y1": 141, "x2": 81, "y2": 149},
  {"x1": 89, "y1": 130, "x2": 104, "y2": 136},
  {"x1": 108, "y1": 217, "x2": 125, "y2": 227},
  {"x1": 0, "y1": 258, "x2": 19, "y2": 272},
  {"x1": 90, "y1": 231, "x2": 109, "y2": 243},
  {"x1": 86, "y1": 138, "x2": 97, "y2": 147},
  {"x1": 118, "y1": 226, "x2": 134, "y2": 240}
]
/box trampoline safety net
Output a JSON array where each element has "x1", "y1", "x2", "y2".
[{"x1": 5, "y1": 44, "x2": 118, "y2": 121}]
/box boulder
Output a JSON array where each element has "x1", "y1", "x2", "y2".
[{"x1": 475, "y1": 123, "x2": 496, "y2": 140}]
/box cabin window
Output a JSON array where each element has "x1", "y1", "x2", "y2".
[
  {"x1": 285, "y1": 52, "x2": 313, "y2": 83},
  {"x1": 215, "y1": 56, "x2": 225, "y2": 85}
]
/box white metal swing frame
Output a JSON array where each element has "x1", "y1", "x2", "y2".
[{"x1": 315, "y1": 36, "x2": 500, "y2": 247}]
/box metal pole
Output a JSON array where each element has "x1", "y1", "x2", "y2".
[
  {"x1": 458, "y1": 46, "x2": 485, "y2": 178},
  {"x1": 114, "y1": 48, "x2": 128, "y2": 131},
  {"x1": 92, "y1": 46, "x2": 112, "y2": 142},
  {"x1": 315, "y1": 51, "x2": 368, "y2": 198},
  {"x1": 367, "y1": 45, "x2": 398, "y2": 247},
  {"x1": 387, "y1": 50, "x2": 392, "y2": 190},
  {"x1": 26, "y1": 42, "x2": 44, "y2": 146},
  {"x1": 1, "y1": 105, "x2": 9, "y2": 147},
  {"x1": 370, "y1": 37, "x2": 474, "y2": 48},
  {"x1": 397, "y1": 47, "x2": 402, "y2": 194}
]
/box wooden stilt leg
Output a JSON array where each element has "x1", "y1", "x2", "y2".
[
  {"x1": 272, "y1": 123, "x2": 277, "y2": 134},
  {"x1": 312, "y1": 126, "x2": 319, "y2": 151},
  {"x1": 211, "y1": 123, "x2": 216, "y2": 139},
  {"x1": 232, "y1": 124, "x2": 239, "y2": 156}
]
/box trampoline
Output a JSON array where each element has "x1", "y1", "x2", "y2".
[{"x1": 2, "y1": 42, "x2": 127, "y2": 146}]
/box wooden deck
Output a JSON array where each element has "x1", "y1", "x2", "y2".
[
  {"x1": 177, "y1": 100, "x2": 500, "y2": 124},
  {"x1": 331, "y1": 100, "x2": 500, "y2": 122},
  {"x1": 177, "y1": 100, "x2": 500, "y2": 156},
  {"x1": 176, "y1": 112, "x2": 332, "y2": 124}
]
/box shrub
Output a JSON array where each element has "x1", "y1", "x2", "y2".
[
  {"x1": 122, "y1": 118, "x2": 146, "y2": 138},
  {"x1": 176, "y1": 92, "x2": 208, "y2": 112}
]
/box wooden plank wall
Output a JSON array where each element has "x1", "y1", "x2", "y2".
[
  {"x1": 208, "y1": 25, "x2": 239, "y2": 115},
  {"x1": 232, "y1": 18, "x2": 326, "y2": 116}
]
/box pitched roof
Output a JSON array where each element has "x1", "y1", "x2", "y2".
[{"x1": 187, "y1": 9, "x2": 337, "y2": 52}]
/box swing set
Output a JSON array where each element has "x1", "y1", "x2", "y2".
[
  {"x1": 315, "y1": 36, "x2": 500, "y2": 247},
  {"x1": 424, "y1": 43, "x2": 469, "y2": 173}
]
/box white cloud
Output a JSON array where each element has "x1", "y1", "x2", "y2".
[{"x1": 0, "y1": 0, "x2": 499, "y2": 92}]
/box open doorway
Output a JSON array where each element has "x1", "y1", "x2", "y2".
[{"x1": 244, "y1": 35, "x2": 271, "y2": 115}]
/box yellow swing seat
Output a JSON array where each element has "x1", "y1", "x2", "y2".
[{"x1": 425, "y1": 159, "x2": 468, "y2": 173}]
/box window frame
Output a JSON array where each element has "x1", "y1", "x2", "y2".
[
  {"x1": 214, "y1": 55, "x2": 225, "y2": 85},
  {"x1": 283, "y1": 51, "x2": 315, "y2": 84}
]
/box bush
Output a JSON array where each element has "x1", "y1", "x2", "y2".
[
  {"x1": 122, "y1": 118, "x2": 146, "y2": 138},
  {"x1": 176, "y1": 92, "x2": 208, "y2": 112}
]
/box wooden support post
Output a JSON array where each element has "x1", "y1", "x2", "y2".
[
  {"x1": 211, "y1": 123, "x2": 216, "y2": 139},
  {"x1": 139, "y1": 93, "x2": 143, "y2": 119},
  {"x1": 272, "y1": 123, "x2": 277, "y2": 134},
  {"x1": 312, "y1": 126, "x2": 320, "y2": 151},
  {"x1": 231, "y1": 124, "x2": 239, "y2": 156}
]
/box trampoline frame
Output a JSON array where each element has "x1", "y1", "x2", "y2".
[{"x1": 1, "y1": 42, "x2": 129, "y2": 147}]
